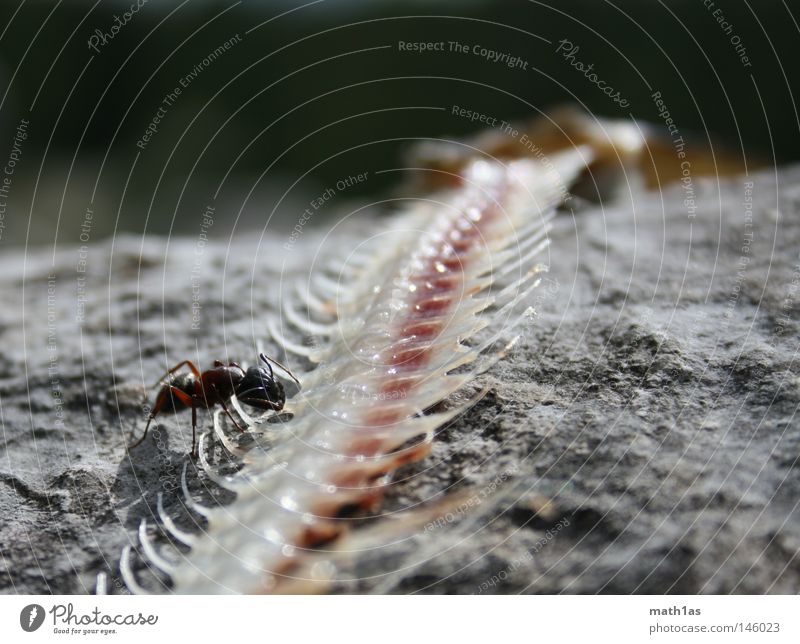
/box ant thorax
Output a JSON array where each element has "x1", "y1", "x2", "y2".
[{"x1": 164, "y1": 373, "x2": 196, "y2": 402}]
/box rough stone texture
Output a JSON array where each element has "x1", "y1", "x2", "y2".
[{"x1": 1, "y1": 164, "x2": 799, "y2": 594}]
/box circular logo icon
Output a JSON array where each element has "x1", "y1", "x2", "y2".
[{"x1": 20, "y1": 604, "x2": 45, "y2": 632}]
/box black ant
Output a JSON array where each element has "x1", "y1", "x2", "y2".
[{"x1": 128, "y1": 353, "x2": 300, "y2": 458}]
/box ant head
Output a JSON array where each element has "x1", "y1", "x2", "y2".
[
  {"x1": 235, "y1": 363, "x2": 284, "y2": 411},
  {"x1": 259, "y1": 352, "x2": 301, "y2": 386}
]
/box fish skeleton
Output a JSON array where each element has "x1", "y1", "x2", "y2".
[{"x1": 116, "y1": 110, "x2": 743, "y2": 594}]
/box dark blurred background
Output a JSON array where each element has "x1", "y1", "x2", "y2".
[{"x1": 0, "y1": 0, "x2": 797, "y2": 247}]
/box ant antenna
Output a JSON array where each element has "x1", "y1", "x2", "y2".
[{"x1": 259, "y1": 352, "x2": 301, "y2": 387}]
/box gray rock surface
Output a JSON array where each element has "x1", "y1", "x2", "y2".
[{"x1": 1, "y1": 164, "x2": 799, "y2": 594}]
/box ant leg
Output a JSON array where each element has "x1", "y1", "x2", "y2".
[
  {"x1": 218, "y1": 397, "x2": 246, "y2": 433},
  {"x1": 206, "y1": 382, "x2": 246, "y2": 433},
  {"x1": 128, "y1": 386, "x2": 194, "y2": 452},
  {"x1": 128, "y1": 414, "x2": 155, "y2": 451},
  {"x1": 151, "y1": 360, "x2": 202, "y2": 389},
  {"x1": 128, "y1": 387, "x2": 169, "y2": 450},
  {"x1": 190, "y1": 399, "x2": 198, "y2": 459}
]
